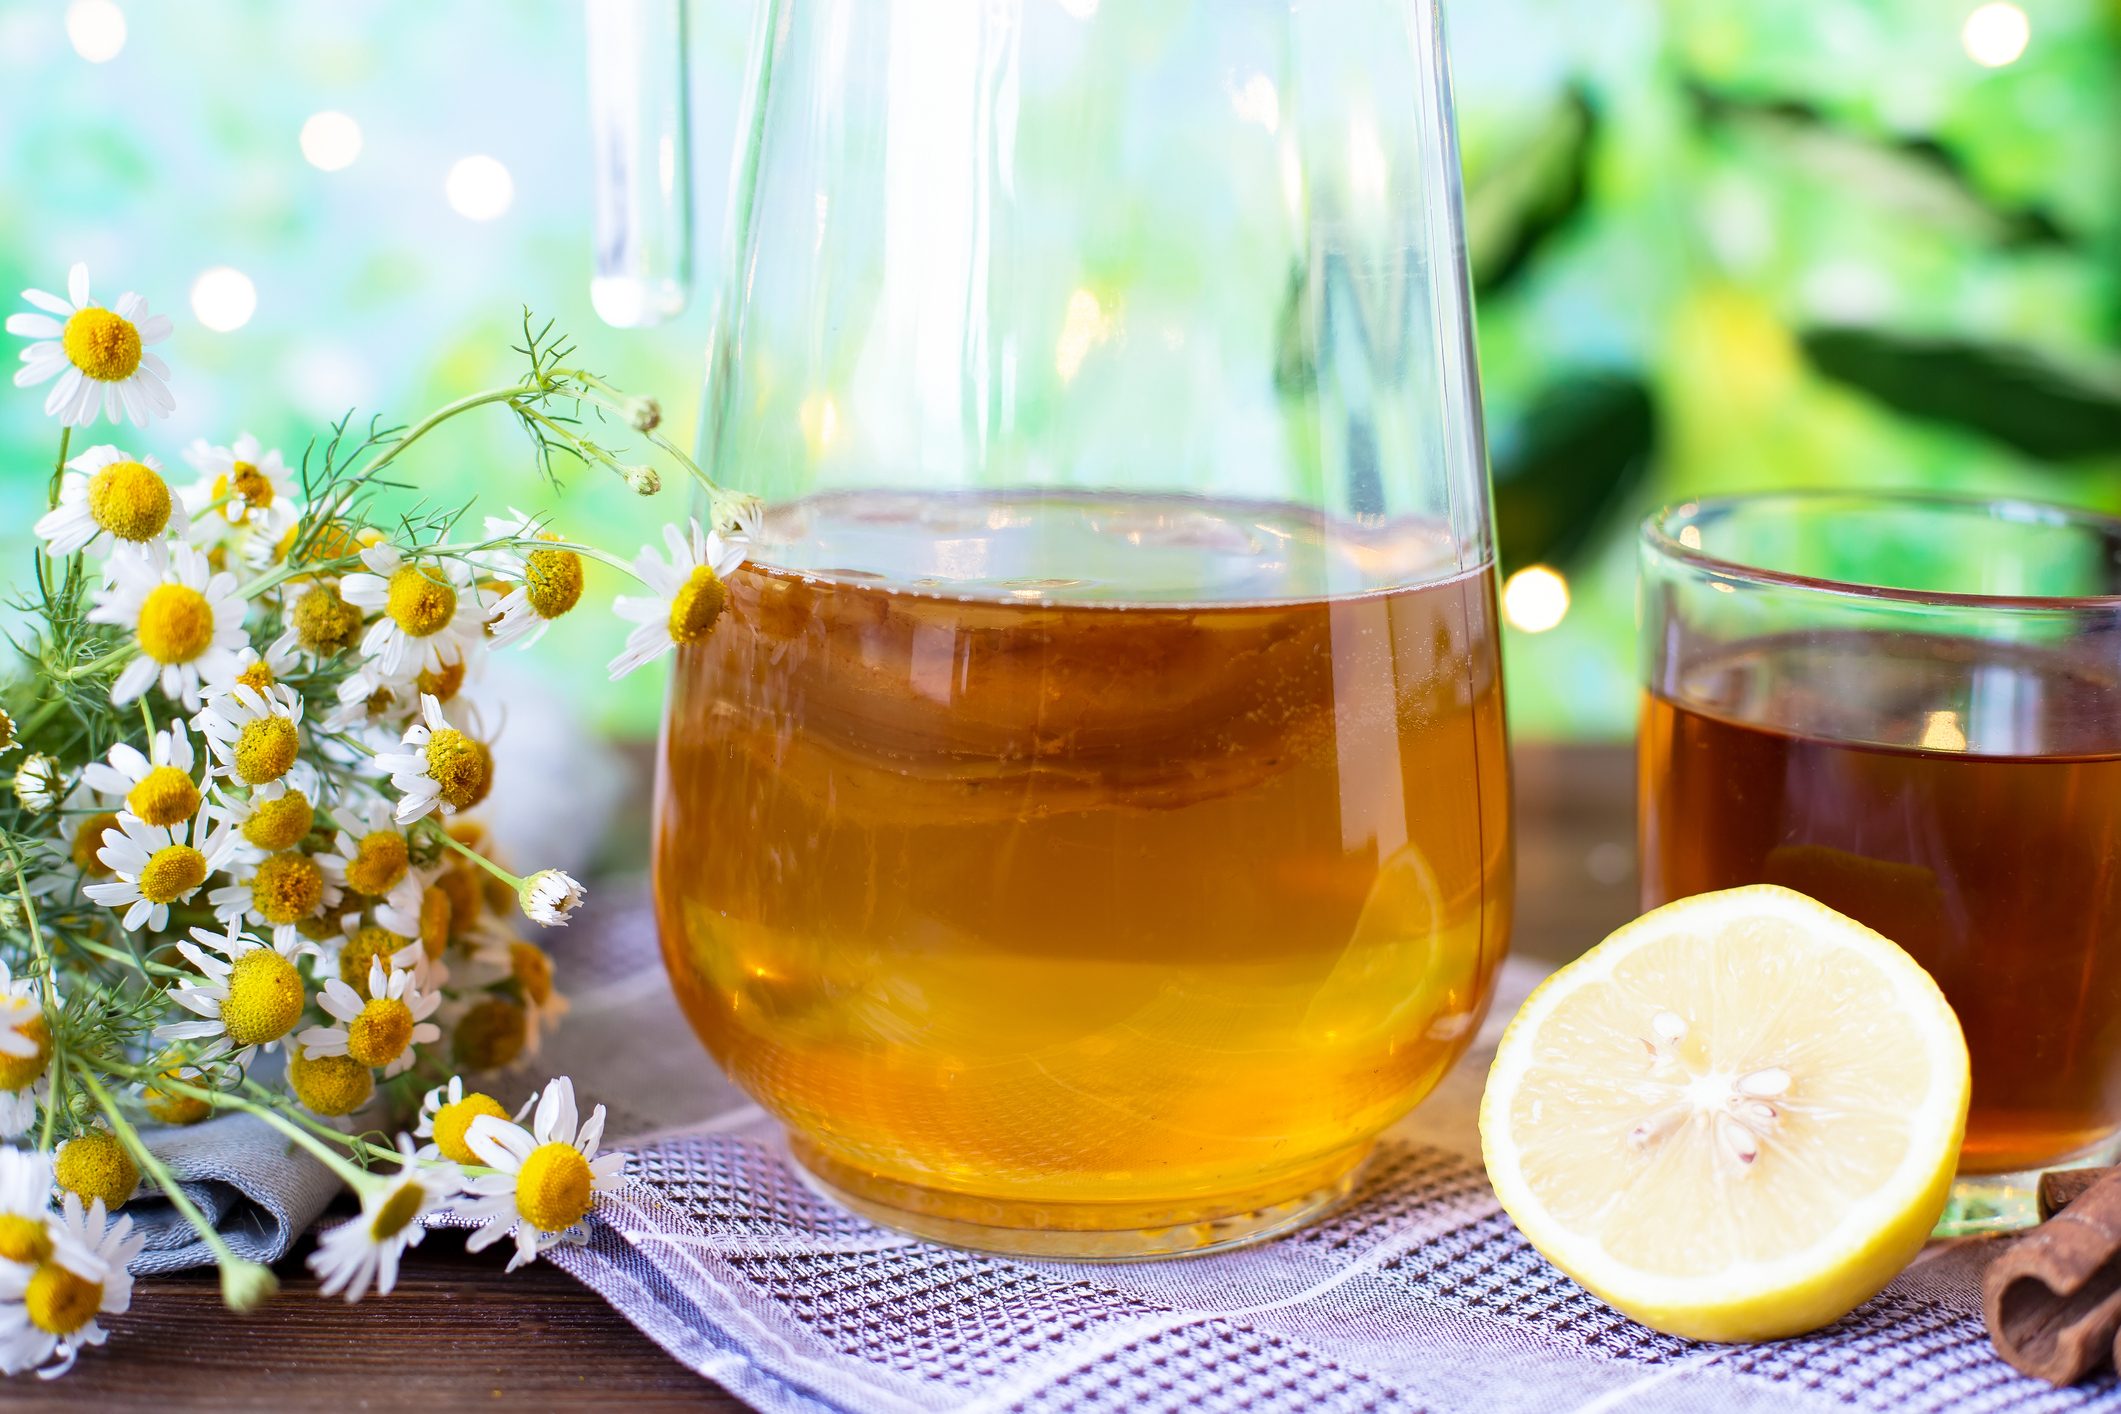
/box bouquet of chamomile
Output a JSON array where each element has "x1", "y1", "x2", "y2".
[{"x1": 0, "y1": 264, "x2": 750, "y2": 1377}]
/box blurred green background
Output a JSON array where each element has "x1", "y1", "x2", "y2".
[{"x1": 1, "y1": 0, "x2": 2115, "y2": 740}]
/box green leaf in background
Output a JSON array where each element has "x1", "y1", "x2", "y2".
[
  {"x1": 1465, "y1": 86, "x2": 1597, "y2": 298},
  {"x1": 1686, "y1": 82, "x2": 2071, "y2": 250},
  {"x1": 1802, "y1": 328, "x2": 2121, "y2": 462},
  {"x1": 1493, "y1": 373, "x2": 1657, "y2": 572}
]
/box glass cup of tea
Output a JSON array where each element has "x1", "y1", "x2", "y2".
[
  {"x1": 1637, "y1": 491, "x2": 2121, "y2": 1232},
  {"x1": 604, "y1": 0, "x2": 1514, "y2": 1258}
]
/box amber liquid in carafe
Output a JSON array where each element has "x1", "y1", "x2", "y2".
[
  {"x1": 653, "y1": 491, "x2": 1512, "y2": 1214},
  {"x1": 1640, "y1": 632, "x2": 2121, "y2": 1175}
]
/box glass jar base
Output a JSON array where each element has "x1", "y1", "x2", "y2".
[
  {"x1": 1936, "y1": 1134, "x2": 2121, "y2": 1237},
  {"x1": 787, "y1": 1136, "x2": 1370, "y2": 1262}
]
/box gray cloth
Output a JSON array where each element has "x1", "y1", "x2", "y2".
[
  {"x1": 130, "y1": 1112, "x2": 341, "y2": 1274},
  {"x1": 159, "y1": 886, "x2": 2121, "y2": 1409},
  {"x1": 509, "y1": 891, "x2": 2121, "y2": 1412}
]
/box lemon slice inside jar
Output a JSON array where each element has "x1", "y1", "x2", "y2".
[{"x1": 1479, "y1": 884, "x2": 1970, "y2": 1342}]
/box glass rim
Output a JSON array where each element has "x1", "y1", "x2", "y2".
[{"x1": 1641, "y1": 489, "x2": 2121, "y2": 612}]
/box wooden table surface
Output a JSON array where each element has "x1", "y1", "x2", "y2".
[{"x1": 25, "y1": 743, "x2": 1640, "y2": 1411}]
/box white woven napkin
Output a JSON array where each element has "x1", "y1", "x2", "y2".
[{"x1": 527, "y1": 888, "x2": 2110, "y2": 1414}]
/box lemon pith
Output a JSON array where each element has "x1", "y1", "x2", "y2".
[{"x1": 1478, "y1": 885, "x2": 1969, "y2": 1343}]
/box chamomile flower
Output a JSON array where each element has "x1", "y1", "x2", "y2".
[
  {"x1": 200, "y1": 642, "x2": 294, "y2": 701},
  {"x1": 86, "y1": 805, "x2": 235, "y2": 932},
  {"x1": 207, "y1": 846, "x2": 342, "y2": 952},
  {"x1": 376, "y1": 877, "x2": 454, "y2": 962},
  {"x1": 32, "y1": 446, "x2": 188, "y2": 563},
  {"x1": 210, "y1": 775, "x2": 317, "y2": 856},
  {"x1": 154, "y1": 920, "x2": 318, "y2": 1066},
  {"x1": 458, "y1": 1077, "x2": 626, "y2": 1270},
  {"x1": 307, "y1": 1135, "x2": 459, "y2": 1303},
  {"x1": 300, "y1": 958, "x2": 441, "y2": 1078},
  {"x1": 80, "y1": 721, "x2": 200, "y2": 829},
  {"x1": 7, "y1": 262, "x2": 174, "y2": 427},
  {"x1": 608, "y1": 520, "x2": 747, "y2": 679},
  {"x1": 316, "y1": 797, "x2": 423, "y2": 916},
  {"x1": 193, "y1": 681, "x2": 304, "y2": 787},
  {"x1": 339, "y1": 544, "x2": 486, "y2": 679},
  {"x1": 0, "y1": 961, "x2": 51, "y2": 1138},
  {"x1": 0, "y1": 1194, "x2": 145, "y2": 1377},
  {"x1": 480, "y1": 509, "x2": 585, "y2": 650},
  {"x1": 0, "y1": 1148, "x2": 54, "y2": 1266},
  {"x1": 11, "y1": 754, "x2": 62, "y2": 813},
  {"x1": 0, "y1": 707, "x2": 14, "y2": 757},
  {"x1": 373, "y1": 694, "x2": 492, "y2": 824},
  {"x1": 273, "y1": 580, "x2": 365, "y2": 663},
  {"x1": 88, "y1": 543, "x2": 246, "y2": 708},
  {"x1": 414, "y1": 1076, "x2": 529, "y2": 1165},
  {"x1": 518, "y1": 869, "x2": 585, "y2": 928},
  {"x1": 183, "y1": 433, "x2": 297, "y2": 535},
  {"x1": 472, "y1": 935, "x2": 569, "y2": 1055}
]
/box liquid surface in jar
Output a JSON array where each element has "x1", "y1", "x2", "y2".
[
  {"x1": 654, "y1": 490, "x2": 1511, "y2": 1207},
  {"x1": 1641, "y1": 633, "x2": 2121, "y2": 1175}
]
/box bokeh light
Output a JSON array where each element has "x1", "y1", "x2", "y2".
[
  {"x1": 299, "y1": 111, "x2": 363, "y2": 172},
  {"x1": 446, "y1": 154, "x2": 514, "y2": 221},
  {"x1": 1961, "y1": 3, "x2": 2030, "y2": 67},
  {"x1": 1503, "y1": 566, "x2": 1571, "y2": 634},
  {"x1": 190, "y1": 267, "x2": 257, "y2": 332},
  {"x1": 65, "y1": 0, "x2": 125, "y2": 63}
]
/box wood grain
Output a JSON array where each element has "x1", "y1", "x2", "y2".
[{"x1": 7, "y1": 742, "x2": 1632, "y2": 1409}]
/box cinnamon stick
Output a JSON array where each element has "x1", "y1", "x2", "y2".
[
  {"x1": 1985, "y1": 1166, "x2": 2121, "y2": 1384},
  {"x1": 2040, "y1": 1167, "x2": 2111, "y2": 1223}
]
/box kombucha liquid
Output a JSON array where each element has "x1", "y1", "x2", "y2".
[
  {"x1": 1641, "y1": 633, "x2": 2121, "y2": 1174},
  {"x1": 653, "y1": 491, "x2": 1511, "y2": 1216}
]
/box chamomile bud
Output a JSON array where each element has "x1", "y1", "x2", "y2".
[{"x1": 519, "y1": 869, "x2": 585, "y2": 928}]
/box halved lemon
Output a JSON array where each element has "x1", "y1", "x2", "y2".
[{"x1": 1479, "y1": 884, "x2": 1970, "y2": 1342}]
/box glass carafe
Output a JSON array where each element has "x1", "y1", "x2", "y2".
[{"x1": 591, "y1": 0, "x2": 1512, "y2": 1258}]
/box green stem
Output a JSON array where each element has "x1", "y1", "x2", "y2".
[
  {"x1": 5, "y1": 846, "x2": 65, "y2": 1152},
  {"x1": 430, "y1": 825, "x2": 524, "y2": 890},
  {"x1": 78, "y1": 1069, "x2": 246, "y2": 1273},
  {"x1": 143, "y1": 1075, "x2": 377, "y2": 1185},
  {"x1": 351, "y1": 386, "x2": 528, "y2": 484}
]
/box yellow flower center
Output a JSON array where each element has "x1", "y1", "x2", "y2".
[
  {"x1": 437, "y1": 862, "x2": 483, "y2": 931},
  {"x1": 515, "y1": 1142, "x2": 594, "y2": 1233},
  {"x1": 86, "y1": 460, "x2": 172, "y2": 541},
  {"x1": 25, "y1": 1262, "x2": 102, "y2": 1337},
  {"x1": 291, "y1": 583, "x2": 362, "y2": 654},
  {"x1": 370, "y1": 1180, "x2": 425, "y2": 1240},
  {"x1": 231, "y1": 461, "x2": 272, "y2": 507},
  {"x1": 0, "y1": 707, "x2": 14, "y2": 753},
  {"x1": 288, "y1": 1048, "x2": 373, "y2": 1117},
  {"x1": 142, "y1": 1070, "x2": 212, "y2": 1126},
  {"x1": 54, "y1": 1131, "x2": 139, "y2": 1210},
  {"x1": 509, "y1": 941, "x2": 554, "y2": 1007},
  {"x1": 138, "y1": 844, "x2": 207, "y2": 903},
  {"x1": 385, "y1": 565, "x2": 457, "y2": 638},
  {"x1": 431, "y1": 1092, "x2": 508, "y2": 1165},
  {"x1": 136, "y1": 583, "x2": 217, "y2": 665},
  {"x1": 0, "y1": 1015, "x2": 51, "y2": 1091},
  {"x1": 523, "y1": 547, "x2": 585, "y2": 621},
  {"x1": 221, "y1": 948, "x2": 303, "y2": 1047},
  {"x1": 339, "y1": 925, "x2": 410, "y2": 998},
  {"x1": 424, "y1": 729, "x2": 492, "y2": 812},
  {"x1": 251, "y1": 851, "x2": 324, "y2": 925},
  {"x1": 235, "y1": 658, "x2": 276, "y2": 693},
  {"x1": 71, "y1": 812, "x2": 121, "y2": 876},
  {"x1": 414, "y1": 657, "x2": 465, "y2": 702},
  {"x1": 61, "y1": 306, "x2": 142, "y2": 382},
  {"x1": 126, "y1": 764, "x2": 200, "y2": 827},
  {"x1": 0, "y1": 1214, "x2": 51, "y2": 1266},
  {"x1": 416, "y1": 885, "x2": 452, "y2": 960},
  {"x1": 346, "y1": 996, "x2": 415, "y2": 1068},
  {"x1": 346, "y1": 830, "x2": 409, "y2": 896},
  {"x1": 452, "y1": 997, "x2": 526, "y2": 1072},
  {"x1": 233, "y1": 714, "x2": 299, "y2": 785},
  {"x1": 667, "y1": 564, "x2": 729, "y2": 645},
  {"x1": 241, "y1": 792, "x2": 314, "y2": 851}
]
